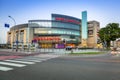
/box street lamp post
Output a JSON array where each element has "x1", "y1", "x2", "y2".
[
  {"x1": 8, "y1": 16, "x2": 16, "y2": 25},
  {"x1": 8, "y1": 16, "x2": 18, "y2": 52}
]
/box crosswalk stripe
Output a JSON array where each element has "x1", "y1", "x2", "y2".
[
  {"x1": 34, "y1": 57, "x2": 58, "y2": 59},
  {"x1": 0, "y1": 61, "x2": 26, "y2": 67},
  {"x1": 0, "y1": 66, "x2": 13, "y2": 71},
  {"x1": 0, "y1": 55, "x2": 58, "y2": 72},
  {"x1": 16, "y1": 58, "x2": 48, "y2": 61},
  {"x1": 14, "y1": 59, "x2": 42, "y2": 62},
  {"x1": 34, "y1": 55, "x2": 59, "y2": 58},
  {"x1": 4, "y1": 60, "x2": 35, "y2": 64},
  {"x1": 26, "y1": 57, "x2": 51, "y2": 59},
  {"x1": 25, "y1": 60, "x2": 42, "y2": 62},
  {"x1": 29, "y1": 58, "x2": 49, "y2": 61}
]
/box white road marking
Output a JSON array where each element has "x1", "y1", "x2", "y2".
[
  {"x1": 16, "y1": 58, "x2": 48, "y2": 61},
  {"x1": 30, "y1": 58, "x2": 48, "y2": 61},
  {"x1": 4, "y1": 60, "x2": 35, "y2": 64},
  {"x1": 14, "y1": 59, "x2": 42, "y2": 62},
  {"x1": 0, "y1": 66, "x2": 13, "y2": 71},
  {"x1": 35, "y1": 54, "x2": 59, "y2": 58},
  {"x1": 0, "y1": 61, "x2": 26, "y2": 67},
  {"x1": 0, "y1": 55, "x2": 58, "y2": 72},
  {"x1": 26, "y1": 57, "x2": 50, "y2": 59}
]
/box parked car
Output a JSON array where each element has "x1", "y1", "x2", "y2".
[{"x1": 66, "y1": 46, "x2": 72, "y2": 50}]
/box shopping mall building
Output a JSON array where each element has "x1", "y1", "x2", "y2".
[{"x1": 7, "y1": 12, "x2": 100, "y2": 48}]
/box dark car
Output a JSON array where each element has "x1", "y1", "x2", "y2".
[{"x1": 66, "y1": 46, "x2": 72, "y2": 50}]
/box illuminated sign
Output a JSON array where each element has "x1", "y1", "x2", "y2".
[
  {"x1": 55, "y1": 17, "x2": 80, "y2": 24},
  {"x1": 33, "y1": 36, "x2": 61, "y2": 41}
]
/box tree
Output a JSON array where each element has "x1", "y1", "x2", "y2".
[
  {"x1": 106, "y1": 23, "x2": 120, "y2": 41},
  {"x1": 99, "y1": 23, "x2": 120, "y2": 48}
]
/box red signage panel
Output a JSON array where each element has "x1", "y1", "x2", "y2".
[
  {"x1": 33, "y1": 36, "x2": 61, "y2": 41},
  {"x1": 55, "y1": 17, "x2": 80, "y2": 24}
]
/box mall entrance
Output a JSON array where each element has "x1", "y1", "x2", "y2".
[
  {"x1": 33, "y1": 36, "x2": 65, "y2": 48},
  {"x1": 39, "y1": 43, "x2": 54, "y2": 48}
]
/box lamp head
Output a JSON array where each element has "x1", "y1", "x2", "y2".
[{"x1": 8, "y1": 16, "x2": 11, "y2": 18}]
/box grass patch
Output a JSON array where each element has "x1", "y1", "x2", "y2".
[{"x1": 69, "y1": 52, "x2": 105, "y2": 55}]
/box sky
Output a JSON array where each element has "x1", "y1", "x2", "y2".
[{"x1": 0, "y1": 0, "x2": 120, "y2": 43}]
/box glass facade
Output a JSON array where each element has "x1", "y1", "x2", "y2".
[
  {"x1": 29, "y1": 21, "x2": 52, "y2": 27},
  {"x1": 29, "y1": 20, "x2": 80, "y2": 30},
  {"x1": 82, "y1": 11, "x2": 88, "y2": 39},
  {"x1": 29, "y1": 20, "x2": 80, "y2": 37},
  {"x1": 28, "y1": 14, "x2": 81, "y2": 48},
  {"x1": 52, "y1": 21, "x2": 79, "y2": 30},
  {"x1": 34, "y1": 28, "x2": 80, "y2": 36}
]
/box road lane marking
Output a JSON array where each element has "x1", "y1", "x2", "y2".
[
  {"x1": 0, "y1": 61, "x2": 26, "y2": 67},
  {"x1": 0, "y1": 66, "x2": 13, "y2": 71},
  {"x1": 4, "y1": 60, "x2": 35, "y2": 64}
]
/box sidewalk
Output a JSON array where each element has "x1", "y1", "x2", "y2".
[
  {"x1": 0, "y1": 49, "x2": 42, "y2": 57},
  {"x1": 0, "y1": 48, "x2": 103, "y2": 55},
  {"x1": 0, "y1": 49, "x2": 43, "y2": 60},
  {"x1": 0, "y1": 56, "x2": 23, "y2": 60}
]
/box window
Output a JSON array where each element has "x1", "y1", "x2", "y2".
[
  {"x1": 88, "y1": 30, "x2": 93, "y2": 35},
  {"x1": 20, "y1": 31, "x2": 24, "y2": 43}
]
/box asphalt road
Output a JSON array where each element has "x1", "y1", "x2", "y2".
[{"x1": 0, "y1": 54, "x2": 120, "y2": 80}]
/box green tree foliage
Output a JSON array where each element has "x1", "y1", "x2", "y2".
[{"x1": 99, "y1": 23, "x2": 120, "y2": 48}]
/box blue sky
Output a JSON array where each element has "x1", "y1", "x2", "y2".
[{"x1": 0, "y1": 0, "x2": 120, "y2": 43}]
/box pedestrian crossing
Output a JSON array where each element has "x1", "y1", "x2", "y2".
[
  {"x1": 4, "y1": 60, "x2": 35, "y2": 64},
  {"x1": 0, "y1": 66, "x2": 13, "y2": 71},
  {"x1": 0, "y1": 61, "x2": 26, "y2": 67},
  {"x1": 0, "y1": 55, "x2": 59, "y2": 72}
]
